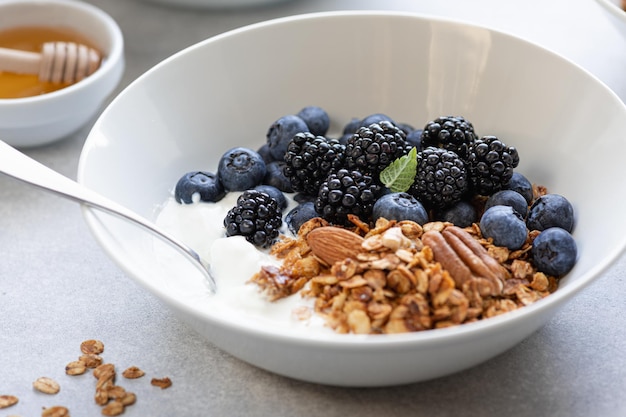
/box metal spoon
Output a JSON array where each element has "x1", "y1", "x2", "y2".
[{"x1": 0, "y1": 140, "x2": 217, "y2": 293}]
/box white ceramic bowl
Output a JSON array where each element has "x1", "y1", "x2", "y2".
[
  {"x1": 78, "y1": 11, "x2": 626, "y2": 387},
  {"x1": 137, "y1": 0, "x2": 293, "y2": 9},
  {"x1": 0, "y1": 0, "x2": 124, "y2": 148},
  {"x1": 595, "y1": 0, "x2": 626, "y2": 36}
]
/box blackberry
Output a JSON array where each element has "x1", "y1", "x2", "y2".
[
  {"x1": 283, "y1": 132, "x2": 345, "y2": 196},
  {"x1": 224, "y1": 190, "x2": 282, "y2": 248},
  {"x1": 343, "y1": 121, "x2": 411, "y2": 177},
  {"x1": 314, "y1": 168, "x2": 382, "y2": 226},
  {"x1": 420, "y1": 116, "x2": 476, "y2": 160},
  {"x1": 409, "y1": 146, "x2": 469, "y2": 209},
  {"x1": 467, "y1": 135, "x2": 519, "y2": 195}
]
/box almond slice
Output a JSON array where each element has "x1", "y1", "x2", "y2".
[{"x1": 306, "y1": 226, "x2": 364, "y2": 265}]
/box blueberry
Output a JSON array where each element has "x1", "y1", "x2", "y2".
[
  {"x1": 297, "y1": 106, "x2": 330, "y2": 137},
  {"x1": 263, "y1": 161, "x2": 293, "y2": 193},
  {"x1": 396, "y1": 122, "x2": 415, "y2": 135},
  {"x1": 266, "y1": 115, "x2": 309, "y2": 160},
  {"x1": 293, "y1": 193, "x2": 316, "y2": 204},
  {"x1": 484, "y1": 189, "x2": 529, "y2": 218},
  {"x1": 405, "y1": 129, "x2": 423, "y2": 150},
  {"x1": 254, "y1": 184, "x2": 287, "y2": 211},
  {"x1": 436, "y1": 200, "x2": 477, "y2": 227},
  {"x1": 480, "y1": 205, "x2": 527, "y2": 250},
  {"x1": 372, "y1": 192, "x2": 429, "y2": 224},
  {"x1": 527, "y1": 193, "x2": 574, "y2": 233},
  {"x1": 359, "y1": 113, "x2": 395, "y2": 128},
  {"x1": 343, "y1": 117, "x2": 361, "y2": 135},
  {"x1": 531, "y1": 227, "x2": 577, "y2": 276},
  {"x1": 506, "y1": 172, "x2": 533, "y2": 204},
  {"x1": 285, "y1": 202, "x2": 318, "y2": 235},
  {"x1": 217, "y1": 147, "x2": 266, "y2": 191},
  {"x1": 257, "y1": 143, "x2": 276, "y2": 164},
  {"x1": 338, "y1": 133, "x2": 353, "y2": 145},
  {"x1": 174, "y1": 171, "x2": 225, "y2": 204}
]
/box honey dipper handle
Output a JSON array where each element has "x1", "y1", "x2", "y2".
[
  {"x1": 0, "y1": 46, "x2": 42, "y2": 75},
  {"x1": 0, "y1": 42, "x2": 101, "y2": 84}
]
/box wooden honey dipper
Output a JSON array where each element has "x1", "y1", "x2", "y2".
[{"x1": 0, "y1": 41, "x2": 101, "y2": 84}]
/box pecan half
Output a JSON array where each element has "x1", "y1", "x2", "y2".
[{"x1": 422, "y1": 226, "x2": 507, "y2": 295}]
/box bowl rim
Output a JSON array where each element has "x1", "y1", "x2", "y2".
[
  {"x1": 79, "y1": 10, "x2": 626, "y2": 348},
  {"x1": 0, "y1": 0, "x2": 124, "y2": 105}
]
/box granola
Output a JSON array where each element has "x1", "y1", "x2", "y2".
[
  {"x1": 250, "y1": 216, "x2": 559, "y2": 334},
  {"x1": 80, "y1": 339, "x2": 104, "y2": 355},
  {"x1": 122, "y1": 366, "x2": 145, "y2": 379},
  {"x1": 41, "y1": 406, "x2": 69, "y2": 417},
  {"x1": 150, "y1": 377, "x2": 172, "y2": 389},
  {"x1": 32, "y1": 377, "x2": 60, "y2": 395},
  {"x1": 0, "y1": 395, "x2": 18, "y2": 409}
]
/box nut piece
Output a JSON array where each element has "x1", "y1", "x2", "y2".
[
  {"x1": 443, "y1": 226, "x2": 508, "y2": 282},
  {"x1": 306, "y1": 227, "x2": 364, "y2": 265},
  {"x1": 41, "y1": 406, "x2": 69, "y2": 417},
  {"x1": 33, "y1": 377, "x2": 60, "y2": 395},
  {"x1": 0, "y1": 395, "x2": 18, "y2": 409},
  {"x1": 150, "y1": 377, "x2": 172, "y2": 389},
  {"x1": 422, "y1": 230, "x2": 473, "y2": 285},
  {"x1": 80, "y1": 339, "x2": 104, "y2": 355},
  {"x1": 422, "y1": 226, "x2": 506, "y2": 295},
  {"x1": 122, "y1": 366, "x2": 145, "y2": 379}
]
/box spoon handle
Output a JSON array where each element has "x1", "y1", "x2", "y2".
[{"x1": 0, "y1": 140, "x2": 216, "y2": 293}]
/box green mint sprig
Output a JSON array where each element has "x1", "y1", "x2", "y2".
[{"x1": 379, "y1": 147, "x2": 418, "y2": 193}]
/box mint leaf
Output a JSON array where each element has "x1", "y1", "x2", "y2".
[{"x1": 379, "y1": 147, "x2": 418, "y2": 192}]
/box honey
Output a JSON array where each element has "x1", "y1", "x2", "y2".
[{"x1": 0, "y1": 26, "x2": 97, "y2": 99}]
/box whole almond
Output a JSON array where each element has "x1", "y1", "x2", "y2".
[{"x1": 306, "y1": 227, "x2": 364, "y2": 265}]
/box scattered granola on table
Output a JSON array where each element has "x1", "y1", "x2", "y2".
[
  {"x1": 0, "y1": 394, "x2": 19, "y2": 409},
  {"x1": 33, "y1": 377, "x2": 61, "y2": 395},
  {"x1": 150, "y1": 377, "x2": 172, "y2": 389},
  {"x1": 250, "y1": 215, "x2": 559, "y2": 335},
  {"x1": 41, "y1": 405, "x2": 70, "y2": 417},
  {"x1": 122, "y1": 366, "x2": 145, "y2": 379}
]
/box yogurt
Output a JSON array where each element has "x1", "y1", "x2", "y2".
[{"x1": 155, "y1": 192, "x2": 333, "y2": 334}]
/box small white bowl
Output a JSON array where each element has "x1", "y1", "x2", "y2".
[
  {"x1": 136, "y1": 0, "x2": 293, "y2": 8},
  {"x1": 595, "y1": 0, "x2": 626, "y2": 36},
  {"x1": 0, "y1": 0, "x2": 124, "y2": 148},
  {"x1": 79, "y1": 11, "x2": 626, "y2": 386}
]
